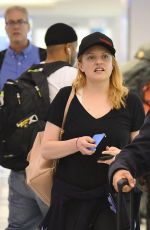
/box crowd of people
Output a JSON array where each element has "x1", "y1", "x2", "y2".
[{"x1": 0, "y1": 4, "x2": 150, "y2": 230}]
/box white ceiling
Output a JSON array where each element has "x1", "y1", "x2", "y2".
[{"x1": 0, "y1": 0, "x2": 127, "y2": 18}]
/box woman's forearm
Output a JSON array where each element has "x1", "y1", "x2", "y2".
[{"x1": 41, "y1": 138, "x2": 78, "y2": 160}]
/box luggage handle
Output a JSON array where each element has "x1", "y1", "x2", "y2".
[
  {"x1": 117, "y1": 178, "x2": 129, "y2": 192},
  {"x1": 117, "y1": 178, "x2": 134, "y2": 230}
]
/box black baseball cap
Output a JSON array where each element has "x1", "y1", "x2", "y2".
[
  {"x1": 78, "y1": 32, "x2": 116, "y2": 57},
  {"x1": 45, "y1": 23, "x2": 77, "y2": 46}
]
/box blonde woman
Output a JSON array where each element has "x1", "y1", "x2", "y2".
[{"x1": 40, "y1": 32, "x2": 145, "y2": 230}]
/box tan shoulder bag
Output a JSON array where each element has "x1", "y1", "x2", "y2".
[{"x1": 26, "y1": 88, "x2": 75, "y2": 206}]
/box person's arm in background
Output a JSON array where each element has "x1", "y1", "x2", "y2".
[
  {"x1": 97, "y1": 130, "x2": 140, "y2": 165},
  {"x1": 98, "y1": 93, "x2": 145, "y2": 165},
  {"x1": 109, "y1": 110, "x2": 150, "y2": 192}
]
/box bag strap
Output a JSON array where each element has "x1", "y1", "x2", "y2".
[
  {"x1": 0, "y1": 49, "x2": 6, "y2": 70},
  {"x1": 42, "y1": 61, "x2": 71, "y2": 77},
  {"x1": 60, "y1": 88, "x2": 75, "y2": 140},
  {"x1": 54, "y1": 87, "x2": 75, "y2": 168}
]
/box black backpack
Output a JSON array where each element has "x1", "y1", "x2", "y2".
[{"x1": 0, "y1": 61, "x2": 70, "y2": 171}]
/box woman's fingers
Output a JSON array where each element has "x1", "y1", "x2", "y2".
[{"x1": 76, "y1": 136, "x2": 96, "y2": 155}]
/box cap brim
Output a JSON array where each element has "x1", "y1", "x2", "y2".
[{"x1": 78, "y1": 42, "x2": 116, "y2": 57}]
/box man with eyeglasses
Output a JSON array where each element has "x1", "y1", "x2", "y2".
[
  {"x1": 0, "y1": 5, "x2": 47, "y2": 230},
  {"x1": 0, "y1": 5, "x2": 46, "y2": 90},
  {"x1": 0, "y1": 7, "x2": 78, "y2": 230}
]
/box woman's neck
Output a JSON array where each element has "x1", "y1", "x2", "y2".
[
  {"x1": 76, "y1": 82, "x2": 112, "y2": 119},
  {"x1": 83, "y1": 80, "x2": 110, "y2": 96}
]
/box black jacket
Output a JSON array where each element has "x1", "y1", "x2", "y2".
[
  {"x1": 40, "y1": 176, "x2": 132, "y2": 230},
  {"x1": 41, "y1": 176, "x2": 110, "y2": 230}
]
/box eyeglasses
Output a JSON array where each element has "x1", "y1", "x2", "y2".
[{"x1": 6, "y1": 19, "x2": 28, "y2": 27}]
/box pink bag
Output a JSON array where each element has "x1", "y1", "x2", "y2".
[
  {"x1": 26, "y1": 88, "x2": 74, "y2": 206},
  {"x1": 26, "y1": 131, "x2": 55, "y2": 206}
]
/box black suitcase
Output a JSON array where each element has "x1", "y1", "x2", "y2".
[{"x1": 117, "y1": 178, "x2": 135, "y2": 230}]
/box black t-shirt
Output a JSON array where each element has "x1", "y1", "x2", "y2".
[{"x1": 47, "y1": 86, "x2": 145, "y2": 189}]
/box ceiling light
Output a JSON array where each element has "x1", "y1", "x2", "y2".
[{"x1": 0, "y1": 0, "x2": 61, "y2": 6}]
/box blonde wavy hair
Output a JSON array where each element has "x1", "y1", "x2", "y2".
[{"x1": 72, "y1": 56, "x2": 128, "y2": 109}]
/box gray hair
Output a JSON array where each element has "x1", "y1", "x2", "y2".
[{"x1": 4, "y1": 6, "x2": 29, "y2": 20}]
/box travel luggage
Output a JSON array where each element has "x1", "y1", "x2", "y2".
[{"x1": 117, "y1": 178, "x2": 135, "y2": 230}]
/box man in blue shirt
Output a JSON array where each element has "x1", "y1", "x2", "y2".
[
  {"x1": 0, "y1": 5, "x2": 47, "y2": 230},
  {"x1": 0, "y1": 5, "x2": 46, "y2": 90},
  {"x1": 0, "y1": 6, "x2": 78, "y2": 230}
]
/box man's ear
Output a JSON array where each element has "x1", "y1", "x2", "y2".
[
  {"x1": 65, "y1": 43, "x2": 72, "y2": 55},
  {"x1": 5, "y1": 25, "x2": 8, "y2": 34},
  {"x1": 27, "y1": 22, "x2": 30, "y2": 32},
  {"x1": 67, "y1": 47, "x2": 71, "y2": 55}
]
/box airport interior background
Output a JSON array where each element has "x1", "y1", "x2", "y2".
[{"x1": 0, "y1": 0, "x2": 150, "y2": 229}]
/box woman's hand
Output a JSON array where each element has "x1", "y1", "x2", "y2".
[
  {"x1": 76, "y1": 136, "x2": 96, "y2": 155},
  {"x1": 97, "y1": 146, "x2": 121, "y2": 165}
]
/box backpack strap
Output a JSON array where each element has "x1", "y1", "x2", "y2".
[
  {"x1": 0, "y1": 49, "x2": 7, "y2": 70},
  {"x1": 20, "y1": 61, "x2": 71, "y2": 81},
  {"x1": 39, "y1": 48, "x2": 47, "y2": 62},
  {"x1": 42, "y1": 61, "x2": 71, "y2": 76},
  {"x1": 41, "y1": 61, "x2": 72, "y2": 109},
  {"x1": 18, "y1": 61, "x2": 72, "y2": 116}
]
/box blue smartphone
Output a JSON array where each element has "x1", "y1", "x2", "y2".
[{"x1": 90, "y1": 133, "x2": 106, "y2": 151}]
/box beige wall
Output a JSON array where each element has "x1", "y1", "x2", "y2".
[{"x1": 129, "y1": 0, "x2": 150, "y2": 59}]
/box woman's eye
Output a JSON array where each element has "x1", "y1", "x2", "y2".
[
  {"x1": 102, "y1": 54, "x2": 111, "y2": 60},
  {"x1": 87, "y1": 55, "x2": 96, "y2": 60},
  {"x1": 102, "y1": 54, "x2": 109, "y2": 59}
]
